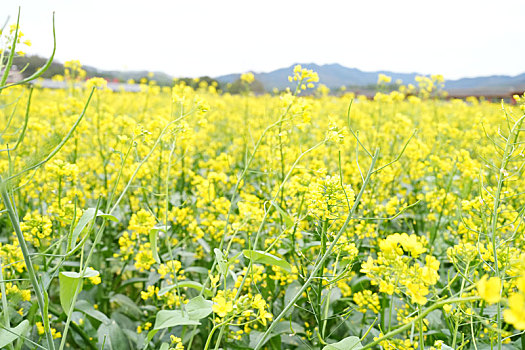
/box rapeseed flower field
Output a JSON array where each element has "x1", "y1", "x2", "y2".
[{"x1": 1, "y1": 23, "x2": 525, "y2": 350}]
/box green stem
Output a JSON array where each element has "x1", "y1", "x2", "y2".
[
  {"x1": 0, "y1": 259, "x2": 15, "y2": 350},
  {"x1": 253, "y1": 149, "x2": 380, "y2": 350},
  {"x1": 361, "y1": 297, "x2": 480, "y2": 350},
  {"x1": 0, "y1": 184, "x2": 56, "y2": 350},
  {"x1": 489, "y1": 114, "x2": 525, "y2": 350}
]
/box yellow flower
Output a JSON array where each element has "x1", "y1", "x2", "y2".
[
  {"x1": 240, "y1": 72, "x2": 255, "y2": 84},
  {"x1": 134, "y1": 246, "x2": 156, "y2": 272},
  {"x1": 517, "y1": 276, "x2": 525, "y2": 293},
  {"x1": 477, "y1": 275, "x2": 501, "y2": 304},
  {"x1": 128, "y1": 209, "x2": 156, "y2": 237},
  {"x1": 212, "y1": 296, "x2": 233, "y2": 318},
  {"x1": 252, "y1": 294, "x2": 266, "y2": 311},
  {"x1": 503, "y1": 293, "x2": 525, "y2": 330},
  {"x1": 379, "y1": 280, "x2": 395, "y2": 295},
  {"x1": 406, "y1": 282, "x2": 428, "y2": 305},
  {"x1": 377, "y1": 73, "x2": 392, "y2": 84},
  {"x1": 141, "y1": 285, "x2": 157, "y2": 300},
  {"x1": 158, "y1": 260, "x2": 182, "y2": 279},
  {"x1": 36, "y1": 322, "x2": 45, "y2": 335},
  {"x1": 89, "y1": 275, "x2": 101, "y2": 285},
  {"x1": 85, "y1": 77, "x2": 107, "y2": 90},
  {"x1": 258, "y1": 308, "x2": 273, "y2": 326}
]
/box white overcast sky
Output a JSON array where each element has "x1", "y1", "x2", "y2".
[{"x1": 1, "y1": 0, "x2": 524, "y2": 79}]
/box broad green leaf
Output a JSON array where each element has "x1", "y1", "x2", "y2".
[
  {"x1": 76, "y1": 300, "x2": 111, "y2": 324},
  {"x1": 186, "y1": 295, "x2": 213, "y2": 320},
  {"x1": 158, "y1": 280, "x2": 213, "y2": 297},
  {"x1": 0, "y1": 320, "x2": 30, "y2": 348},
  {"x1": 153, "y1": 310, "x2": 200, "y2": 330},
  {"x1": 160, "y1": 343, "x2": 170, "y2": 350},
  {"x1": 59, "y1": 271, "x2": 83, "y2": 314},
  {"x1": 323, "y1": 336, "x2": 363, "y2": 350},
  {"x1": 110, "y1": 294, "x2": 143, "y2": 319},
  {"x1": 271, "y1": 200, "x2": 294, "y2": 229},
  {"x1": 243, "y1": 249, "x2": 292, "y2": 273},
  {"x1": 97, "y1": 321, "x2": 128, "y2": 350}
]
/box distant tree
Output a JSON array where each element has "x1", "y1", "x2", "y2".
[
  {"x1": 175, "y1": 76, "x2": 223, "y2": 90},
  {"x1": 14, "y1": 54, "x2": 64, "y2": 78},
  {"x1": 227, "y1": 78, "x2": 265, "y2": 95}
]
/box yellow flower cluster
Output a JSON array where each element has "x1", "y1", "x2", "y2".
[
  {"x1": 20, "y1": 212, "x2": 53, "y2": 248},
  {"x1": 211, "y1": 289, "x2": 273, "y2": 328},
  {"x1": 361, "y1": 233, "x2": 439, "y2": 304},
  {"x1": 306, "y1": 173, "x2": 355, "y2": 220},
  {"x1": 288, "y1": 64, "x2": 319, "y2": 92},
  {"x1": 503, "y1": 257, "x2": 525, "y2": 329},
  {"x1": 240, "y1": 72, "x2": 255, "y2": 84},
  {"x1": 2, "y1": 58, "x2": 525, "y2": 348}
]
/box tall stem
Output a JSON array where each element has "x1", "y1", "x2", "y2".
[
  {"x1": 0, "y1": 184, "x2": 56, "y2": 350},
  {"x1": 253, "y1": 149, "x2": 379, "y2": 350}
]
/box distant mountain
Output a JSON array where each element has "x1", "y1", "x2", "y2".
[
  {"x1": 445, "y1": 73, "x2": 525, "y2": 89},
  {"x1": 216, "y1": 63, "x2": 525, "y2": 93},
  {"x1": 217, "y1": 63, "x2": 419, "y2": 90},
  {"x1": 14, "y1": 55, "x2": 525, "y2": 95}
]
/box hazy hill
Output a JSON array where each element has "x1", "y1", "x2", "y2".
[
  {"x1": 12, "y1": 55, "x2": 525, "y2": 94},
  {"x1": 216, "y1": 63, "x2": 525, "y2": 92}
]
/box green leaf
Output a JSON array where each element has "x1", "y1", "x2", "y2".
[
  {"x1": 149, "y1": 224, "x2": 170, "y2": 265},
  {"x1": 146, "y1": 329, "x2": 159, "y2": 343},
  {"x1": 69, "y1": 208, "x2": 96, "y2": 250},
  {"x1": 76, "y1": 300, "x2": 111, "y2": 324},
  {"x1": 59, "y1": 271, "x2": 83, "y2": 314},
  {"x1": 185, "y1": 266, "x2": 209, "y2": 274},
  {"x1": 98, "y1": 212, "x2": 119, "y2": 222},
  {"x1": 61, "y1": 267, "x2": 100, "y2": 279},
  {"x1": 214, "y1": 248, "x2": 228, "y2": 275},
  {"x1": 186, "y1": 296, "x2": 213, "y2": 320},
  {"x1": 158, "y1": 280, "x2": 213, "y2": 297},
  {"x1": 227, "y1": 251, "x2": 242, "y2": 266},
  {"x1": 243, "y1": 249, "x2": 292, "y2": 273},
  {"x1": 150, "y1": 225, "x2": 170, "y2": 234},
  {"x1": 69, "y1": 208, "x2": 118, "y2": 250},
  {"x1": 0, "y1": 320, "x2": 30, "y2": 348},
  {"x1": 149, "y1": 230, "x2": 161, "y2": 264},
  {"x1": 153, "y1": 310, "x2": 200, "y2": 330},
  {"x1": 271, "y1": 200, "x2": 294, "y2": 229},
  {"x1": 110, "y1": 294, "x2": 143, "y2": 319},
  {"x1": 159, "y1": 343, "x2": 170, "y2": 350},
  {"x1": 248, "y1": 322, "x2": 303, "y2": 348},
  {"x1": 284, "y1": 282, "x2": 302, "y2": 315},
  {"x1": 323, "y1": 336, "x2": 363, "y2": 350},
  {"x1": 97, "y1": 321, "x2": 129, "y2": 350}
]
